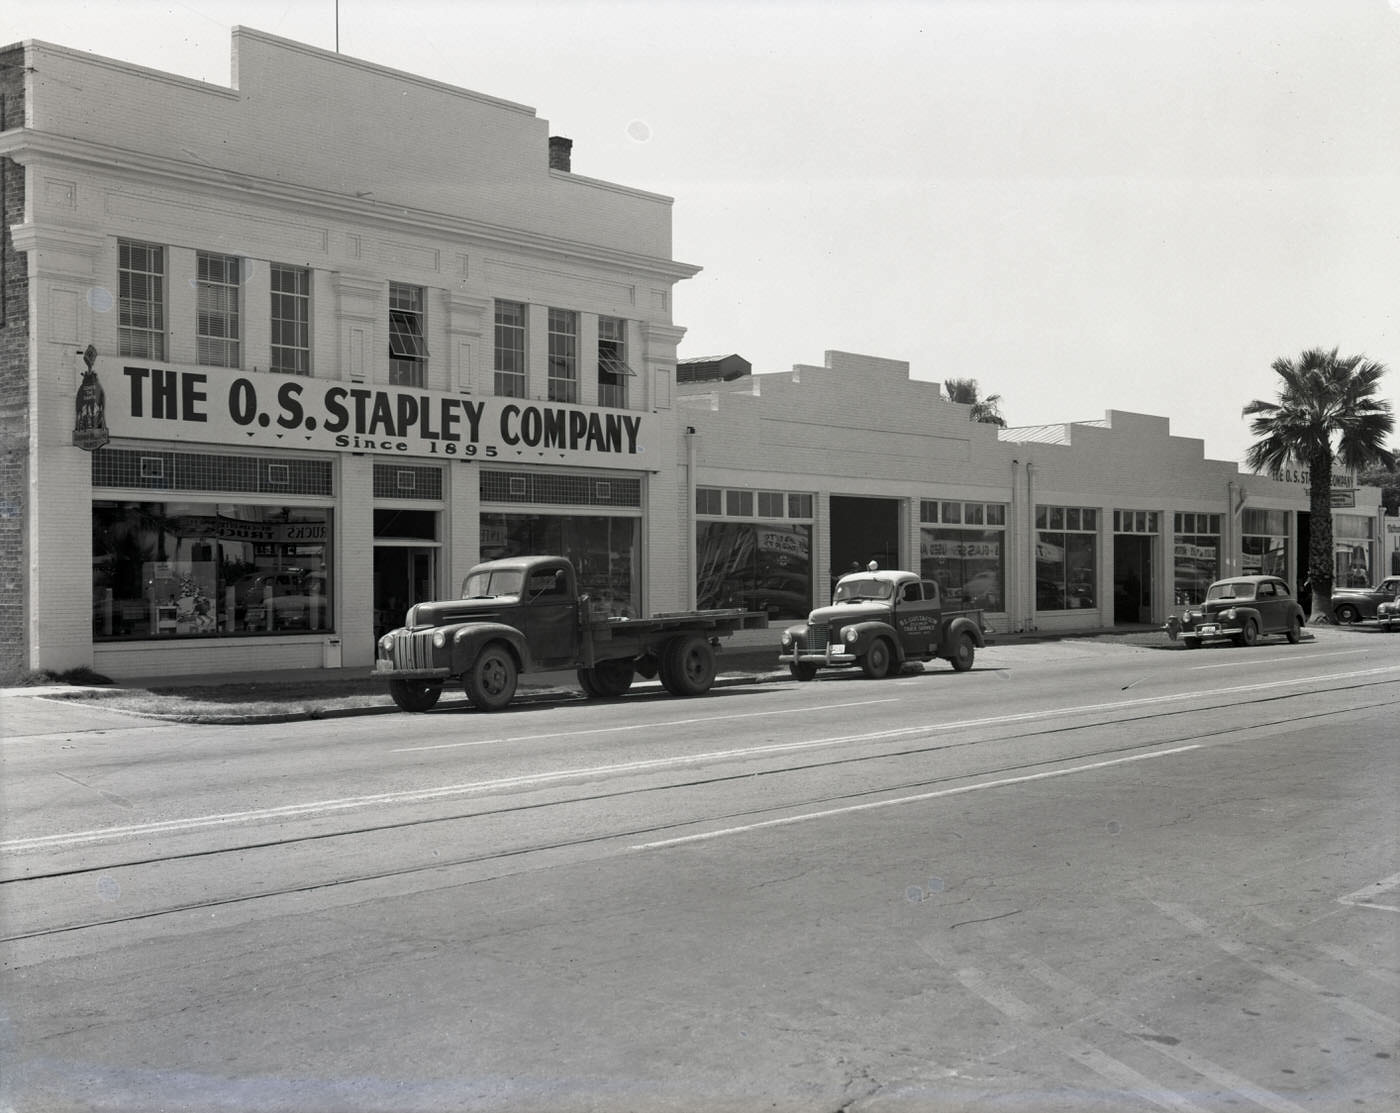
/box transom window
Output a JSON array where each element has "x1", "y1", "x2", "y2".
[
  {"x1": 1175, "y1": 513, "x2": 1220, "y2": 534},
  {"x1": 696, "y1": 487, "x2": 815, "y2": 520},
  {"x1": 548, "y1": 308, "x2": 578, "y2": 403},
  {"x1": 1113, "y1": 510, "x2": 1159, "y2": 533},
  {"x1": 494, "y1": 300, "x2": 527, "y2": 398},
  {"x1": 270, "y1": 264, "x2": 311, "y2": 375},
  {"x1": 196, "y1": 252, "x2": 241, "y2": 368},
  {"x1": 118, "y1": 240, "x2": 166, "y2": 360},
  {"x1": 921, "y1": 500, "x2": 1007, "y2": 527},
  {"x1": 388, "y1": 283, "x2": 427, "y2": 386},
  {"x1": 1036, "y1": 505, "x2": 1099, "y2": 532}
]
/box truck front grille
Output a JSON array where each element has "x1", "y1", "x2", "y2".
[{"x1": 389, "y1": 631, "x2": 437, "y2": 670}]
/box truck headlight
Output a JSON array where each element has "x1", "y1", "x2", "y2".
[
  {"x1": 780, "y1": 631, "x2": 793, "y2": 647},
  {"x1": 433, "y1": 631, "x2": 447, "y2": 649},
  {"x1": 378, "y1": 634, "x2": 394, "y2": 655}
]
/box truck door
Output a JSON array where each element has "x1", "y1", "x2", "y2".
[
  {"x1": 894, "y1": 580, "x2": 940, "y2": 657},
  {"x1": 523, "y1": 566, "x2": 581, "y2": 668}
]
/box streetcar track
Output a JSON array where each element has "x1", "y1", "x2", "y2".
[{"x1": 4, "y1": 682, "x2": 1392, "y2": 942}]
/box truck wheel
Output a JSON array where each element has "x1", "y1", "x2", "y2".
[
  {"x1": 789, "y1": 662, "x2": 818, "y2": 682},
  {"x1": 949, "y1": 632, "x2": 976, "y2": 672},
  {"x1": 465, "y1": 643, "x2": 517, "y2": 711},
  {"x1": 388, "y1": 679, "x2": 442, "y2": 713},
  {"x1": 661, "y1": 635, "x2": 716, "y2": 697},
  {"x1": 579, "y1": 659, "x2": 634, "y2": 699},
  {"x1": 860, "y1": 637, "x2": 892, "y2": 679}
]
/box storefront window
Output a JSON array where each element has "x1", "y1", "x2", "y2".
[
  {"x1": 1173, "y1": 512, "x2": 1220, "y2": 606},
  {"x1": 92, "y1": 502, "x2": 333, "y2": 640},
  {"x1": 1241, "y1": 509, "x2": 1289, "y2": 577},
  {"x1": 1036, "y1": 506, "x2": 1098, "y2": 610},
  {"x1": 696, "y1": 521, "x2": 813, "y2": 621},
  {"x1": 480, "y1": 513, "x2": 639, "y2": 616},
  {"x1": 1333, "y1": 513, "x2": 1376, "y2": 587},
  {"x1": 920, "y1": 529, "x2": 1004, "y2": 611}
]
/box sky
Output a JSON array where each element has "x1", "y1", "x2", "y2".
[{"x1": 7, "y1": 0, "x2": 1400, "y2": 466}]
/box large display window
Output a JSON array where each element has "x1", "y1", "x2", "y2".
[
  {"x1": 1241, "y1": 509, "x2": 1289, "y2": 578},
  {"x1": 481, "y1": 513, "x2": 639, "y2": 616},
  {"x1": 1173, "y1": 512, "x2": 1221, "y2": 606},
  {"x1": 696, "y1": 521, "x2": 813, "y2": 620},
  {"x1": 92, "y1": 502, "x2": 333, "y2": 640},
  {"x1": 919, "y1": 501, "x2": 1006, "y2": 611},
  {"x1": 1035, "y1": 506, "x2": 1099, "y2": 610}
]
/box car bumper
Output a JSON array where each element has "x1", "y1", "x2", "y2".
[{"x1": 779, "y1": 648, "x2": 858, "y2": 668}]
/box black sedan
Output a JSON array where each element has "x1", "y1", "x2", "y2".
[
  {"x1": 1167, "y1": 575, "x2": 1305, "y2": 648},
  {"x1": 1328, "y1": 576, "x2": 1400, "y2": 624}
]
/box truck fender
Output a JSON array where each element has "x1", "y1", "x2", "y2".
[
  {"x1": 843, "y1": 621, "x2": 903, "y2": 663},
  {"x1": 447, "y1": 623, "x2": 531, "y2": 676},
  {"x1": 943, "y1": 616, "x2": 986, "y2": 652}
]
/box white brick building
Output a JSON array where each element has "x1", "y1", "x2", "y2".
[{"x1": 2, "y1": 30, "x2": 697, "y2": 680}]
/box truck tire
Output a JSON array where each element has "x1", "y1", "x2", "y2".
[
  {"x1": 578, "y1": 658, "x2": 635, "y2": 699},
  {"x1": 949, "y1": 631, "x2": 976, "y2": 672},
  {"x1": 388, "y1": 679, "x2": 443, "y2": 713},
  {"x1": 660, "y1": 635, "x2": 716, "y2": 697},
  {"x1": 860, "y1": 637, "x2": 892, "y2": 679},
  {"x1": 465, "y1": 643, "x2": 518, "y2": 711}
]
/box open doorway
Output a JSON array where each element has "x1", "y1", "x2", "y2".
[
  {"x1": 373, "y1": 546, "x2": 436, "y2": 642},
  {"x1": 829, "y1": 496, "x2": 901, "y2": 590},
  {"x1": 1112, "y1": 535, "x2": 1154, "y2": 624}
]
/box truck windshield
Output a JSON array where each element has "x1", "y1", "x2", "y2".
[
  {"x1": 835, "y1": 577, "x2": 894, "y2": 603},
  {"x1": 461, "y1": 569, "x2": 524, "y2": 599}
]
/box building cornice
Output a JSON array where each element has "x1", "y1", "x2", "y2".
[{"x1": 0, "y1": 128, "x2": 703, "y2": 284}]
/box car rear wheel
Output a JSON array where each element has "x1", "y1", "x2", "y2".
[
  {"x1": 1286, "y1": 618, "x2": 1302, "y2": 644},
  {"x1": 660, "y1": 635, "x2": 716, "y2": 697},
  {"x1": 1335, "y1": 603, "x2": 1360, "y2": 624},
  {"x1": 1235, "y1": 619, "x2": 1259, "y2": 647},
  {"x1": 388, "y1": 679, "x2": 442, "y2": 713},
  {"x1": 860, "y1": 637, "x2": 893, "y2": 679}
]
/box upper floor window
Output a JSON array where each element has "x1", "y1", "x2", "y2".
[
  {"x1": 597, "y1": 316, "x2": 631, "y2": 409},
  {"x1": 270, "y1": 264, "x2": 311, "y2": 375},
  {"x1": 548, "y1": 308, "x2": 578, "y2": 403},
  {"x1": 119, "y1": 240, "x2": 166, "y2": 360},
  {"x1": 196, "y1": 252, "x2": 241, "y2": 368},
  {"x1": 494, "y1": 300, "x2": 527, "y2": 398},
  {"x1": 388, "y1": 283, "x2": 427, "y2": 387}
]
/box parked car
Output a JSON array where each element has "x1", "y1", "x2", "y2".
[
  {"x1": 1377, "y1": 597, "x2": 1400, "y2": 632},
  {"x1": 1168, "y1": 575, "x2": 1304, "y2": 648},
  {"x1": 1328, "y1": 576, "x2": 1400, "y2": 624}
]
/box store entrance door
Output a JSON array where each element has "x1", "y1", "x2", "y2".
[
  {"x1": 830, "y1": 496, "x2": 901, "y2": 588},
  {"x1": 1112, "y1": 535, "x2": 1153, "y2": 624},
  {"x1": 373, "y1": 546, "x2": 437, "y2": 642}
]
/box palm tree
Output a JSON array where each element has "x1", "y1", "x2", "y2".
[
  {"x1": 1242, "y1": 348, "x2": 1394, "y2": 623},
  {"x1": 944, "y1": 378, "x2": 1007, "y2": 426}
]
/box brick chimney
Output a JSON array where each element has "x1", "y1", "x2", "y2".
[{"x1": 548, "y1": 136, "x2": 573, "y2": 172}]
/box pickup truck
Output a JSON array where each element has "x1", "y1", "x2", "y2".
[
  {"x1": 778, "y1": 564, "x2": 988, "y2": 680},
  {"x1": 374, "y1": 555, "x2": 767, "y2": 712}
]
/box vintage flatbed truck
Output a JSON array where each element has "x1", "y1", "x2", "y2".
[
  {"x1": 778, "y1": 563, "x2": 989, "y2": 680},
  {"x1": 374, "y1": 555, "x2": 768, "y2": 712}
]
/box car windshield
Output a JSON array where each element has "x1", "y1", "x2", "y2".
[
  {"x1": 834, "y1": 577, "x2": 894, "y2": 603},
  {"x1": 1206, "y1": 581, "x2": 1255, "y2": 602},
  {"x1": 461, "y1": 568, "x2": 524, "y2": 599}
]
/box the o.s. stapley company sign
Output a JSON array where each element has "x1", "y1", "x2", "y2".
[{"x1": 106, "y1": 364, "x2": 658, "y2": 469}]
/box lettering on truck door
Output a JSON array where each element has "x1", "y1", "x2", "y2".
[{"x1": 895, "y1": 580, "x2": 940, "y2": 656}]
